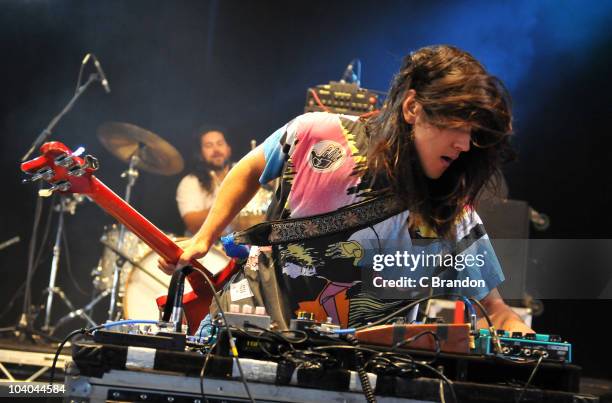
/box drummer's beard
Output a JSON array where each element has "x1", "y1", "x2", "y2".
[
  {"x1": 202, "y1": 151, "x2": 229, "y2": 170},
  {"x1": 207, "y1": 158, "x2": 230, "y2": 172}
]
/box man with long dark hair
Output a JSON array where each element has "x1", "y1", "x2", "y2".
[
  {"x1": 161, "y1": 45, "x2": 532, "y2": 333},
  {"x1": 176, "y1": 129, "x2": 232, "y2": 234}
]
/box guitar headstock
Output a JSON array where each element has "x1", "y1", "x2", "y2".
[{"x1": 21, "y1": 141, "x2": 99, "y2": 195}]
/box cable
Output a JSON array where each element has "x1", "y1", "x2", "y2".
[
  {"x1": 369, "y1": 225, "x2": 382, "y2": 252},
  {"x1": 187, "y1": 266, "x2": 256, "y2": 403},
  {"x1": 515, "y1": 353, "x2": 544, "y2": 403},
  {"x1": 309, "y1": 88, "x2": 331, "y2": 113},
  {"x1": 278, "y1": 329, "x2": 309, "y2": 344},
  {"x1": 333, "y1": 328, "x2": 356, "y2": 335},
  {"x1": 314, "y1": 343, "x2": 456, "y2": 403},
  {"x1": 439, "y1": 379, "x2": 447, "y2": 403},
  {"x1": 412, "y1": 361, "x2": 457, "y2": 403},
  {"x1": 199, "y1": 340, "x2": 217, "y2": 403},
  {"x1": 280, "y1": 349, "x2": 336, "y2": 370},
  {"x1": 49, "y1": 319, "x2": 166, "y2": 386},
  {"x1": 347, "y1": 334, "x2": 377, "y2": 403},
  {"x1": 100, "y1": 319, "x2": 159, "y2": 329},
  {"x1": 392, "y1": 330, "x2": 441, "y2": 365},
  {"x1": 49, "y1": 328, "x2": 86, "y2": 385},
  {"x1": 48, "y1": 324, "x2": 103, "y2": 385},
  {"x1": 461, "y1": 296, "x2": 476, "y2": 316},
  {"x1": 243, "y1": 323, "x2": 308, "y2": 346}
]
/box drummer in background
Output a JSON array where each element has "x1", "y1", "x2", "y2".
[{"x1": 176, "y1": 127, "x2": 232, "y2": 235}]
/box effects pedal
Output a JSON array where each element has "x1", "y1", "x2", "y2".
[{"x1": 474, "y1": 329, "x2": 572, "y2": 362}]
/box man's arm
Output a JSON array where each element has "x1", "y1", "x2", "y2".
[
  {"x1": 160, "y1": 146, "x2": 266, "y2": 272},
  {"x1": 181, "y1": 209, "x2": 210, "y2": 235},
  {"x1": 477, "y1": 288, "x2": 534, "y2": 334}
]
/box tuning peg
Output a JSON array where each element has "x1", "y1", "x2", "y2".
[
  {"x1": 50, "y1": 181, "x2": 71, "y2": 192},
  {"x1": 67, "y1": 154, "x2": 99, "y2": 177},
  {"x1": 38, "y1": 188, "x2": 54, "y2": 198},
  {"x1": 38, "y1": 180, "x2": 71, "y2": 197},
  {"x1": 23, "y1": 167, "x2": 55, "y2": 184},
  {"x1": 54, "y1": 153, "x2": 74, "y2": 168},
  {"x1": 68, "y1": 165, "x2": 86, "y2": 177},
  {"x1": 84, "y1": 155, "x2": 99, "y2": 171}
]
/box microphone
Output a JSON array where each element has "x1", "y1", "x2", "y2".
[
  {"x1": 0, "y1": 236, "x2": 20, "y2": 252},
  {"x1": 90, "y1": 54, "x2": 111, "y2": 93}
]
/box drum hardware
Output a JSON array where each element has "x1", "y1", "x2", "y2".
[
  {"x1": 96, "y1": 122, "x2": 185, "y2": 320},
  {"x1": 40, "y1": 194, "x2": 91, "y2": 334},
  {"x1": 53, "y1": 289, "x2": 110, "y2": 331},
  {"x1": 107, "y1": 147, "x2": 140, "y2": 321}
]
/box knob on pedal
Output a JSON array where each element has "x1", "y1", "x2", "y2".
[{"x1": 297, "y1": 311, "x2": 315, "y2": 321}]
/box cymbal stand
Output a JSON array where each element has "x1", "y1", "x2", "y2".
[
  {"x1": 40, "y1": 195, "x2": 92, "y2": 333},
  {"x1": 106, "y1": 144, "x2": 142, "y2": 320},
  {"x1": 53, "y1": 288, "x2": 110, "y2": 331}
]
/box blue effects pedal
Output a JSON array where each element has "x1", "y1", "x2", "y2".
[{"x1": 474, "y1": 329, "x2": 572, "y2": 363}]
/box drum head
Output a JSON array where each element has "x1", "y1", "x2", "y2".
[{"x1": 123, "y1": 243, "x2": 230, "y2": 320}]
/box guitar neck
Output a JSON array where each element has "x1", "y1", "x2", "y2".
[{"x1": 86, "y1": 175, "x2": 211, "y2": 278}]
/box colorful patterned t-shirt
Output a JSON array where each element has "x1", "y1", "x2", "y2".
[{"x1": 248, "y1": 112, "x2": 504, "y2": 328}]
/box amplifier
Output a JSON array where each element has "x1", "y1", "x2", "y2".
[{"x1": 304, "y1": 81, "x2": 379, "y2": 116}]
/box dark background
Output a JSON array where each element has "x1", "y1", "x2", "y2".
[{"x1": 0, "y1": 0, "x2": 610, "y2": 378}]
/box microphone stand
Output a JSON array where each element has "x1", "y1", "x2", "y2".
[
  {"x1": 6, "y1": 72, "x2": 102, "y2": 343},
  {"x1": 21, "y1": 73, "x2": 100, "y2": 162}
]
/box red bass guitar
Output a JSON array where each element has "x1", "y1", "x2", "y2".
[{"x1": 21, "y1": 141, "x2": 239, "y2": 334}]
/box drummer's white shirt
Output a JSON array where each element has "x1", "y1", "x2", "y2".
[{"x1": 175, "y1": 174, "x2": 219, "y2": 218}]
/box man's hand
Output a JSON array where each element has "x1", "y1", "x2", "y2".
[
  {"x1": 478, "y1": 288, "x2": 534, "y2": 334},
  {"x1": 159, "y1": 146, "x2": 267, "y2": 275},
  {"x1": 157, "y1": 238, "x2": 212, "y2": 275}
]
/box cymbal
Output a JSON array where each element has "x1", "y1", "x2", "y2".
[{"x1": 97, "y1": 122, "x2": 184, "y2": 175}]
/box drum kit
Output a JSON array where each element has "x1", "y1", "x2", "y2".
[{"x1": 43, "y1": 122, "x2": 272, "y2": 334}]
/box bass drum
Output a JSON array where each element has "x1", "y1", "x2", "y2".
[{"x1": 122, "y1": 241, "x2": 231, "y2": 320}]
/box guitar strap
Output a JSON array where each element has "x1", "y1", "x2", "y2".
[{"x1": 225, "y1": 192, "x2": 407, "y2": 247}]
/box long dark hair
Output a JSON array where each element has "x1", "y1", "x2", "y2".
[
  {"x1": 367, "y1": 45, "x2": 515, "y2": 237},
  {"x1": 189, "y1": 125, "x2": 228, "y2": 193}
]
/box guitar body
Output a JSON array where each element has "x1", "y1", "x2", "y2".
[{"x1": 21, "y1": 141, "x2": 239, "y2": 334}]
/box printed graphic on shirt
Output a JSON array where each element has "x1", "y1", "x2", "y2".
[
  {"x1": 308, "y1": 140, "x2": 346, "y2": 172},
  {"x1": 280, "y1": 243, "x2": 322, "y2": 278},
  {"x1": 325, "y1": 241, "x2": 365, "y2": 265}
]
